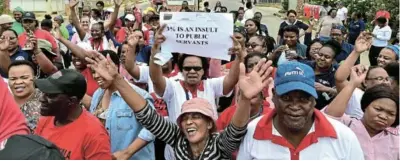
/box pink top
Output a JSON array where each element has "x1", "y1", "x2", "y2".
[
  {"x1": 119, "y1": 65, "x2": 134, "y2": 82},
  {"x1": 332, "y1": 114, "x2": 399, "y2": 160}
]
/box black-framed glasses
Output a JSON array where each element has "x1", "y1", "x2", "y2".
[{"x1": 183, "y1": 66, "x2": 203, "y2": 71}]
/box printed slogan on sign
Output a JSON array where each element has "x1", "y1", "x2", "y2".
[
  {"x1": 166, "y1": 26, "x2": 218, "y2": 45},
  {"x1": 160, "y1": 12, "x2": 233, "y2": 60}
]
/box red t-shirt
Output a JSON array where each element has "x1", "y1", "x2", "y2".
[
  {"x1": 18, "y1": 29, "x2": 58, "y2": 53},
  {"x1": 80, "y1": 68, "x2": 99, "y2": 97},
  {"x1": 217, "y1": 101, "x2": 272, "y2": 131},
  {"x1": 34, "y1": 110, "x2": 111, "y2": 160},
  {"x1": 0, "y1": 80, "x2": 29, "y2": 142},
  {"x1": 116, "y1": 28, "x2": 127, "y2": 43},
  {"x1": 216, "y1": 102, "x2": 271, "y2": 159}
]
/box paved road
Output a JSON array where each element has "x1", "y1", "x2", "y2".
[{"x1": 207, "y1": 0, "x2": 283, "y2": 39}]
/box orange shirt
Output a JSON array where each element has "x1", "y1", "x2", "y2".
[{"x1": 35, "y1": 110, "x2": 111, "y2": 160}]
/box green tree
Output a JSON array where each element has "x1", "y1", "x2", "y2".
[{"x1": 309, "y1": 0, "x2": 399, "y2": 37}]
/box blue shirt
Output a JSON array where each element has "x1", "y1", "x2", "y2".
[
  {"x1": 336, "y1": 42, "x2": 356, "y2": 64},
  {"x1": 90, "y1": 82, "x2": 155, "y2": 160},
  {"x1": 66, "y1": 24, "x2": 76, "y2": 41},
  {"x1": 0, "y1": 47, "x2": 32, "y2": 78},
  {"x1": 348, "y1": 20, "x2": 365, "y2": 38},
  {"x1": 136, "y1": 45, "x2": 152, "y2": 64},
  {"x1": 260, "y1": 24, "x2": 269, "y2": 36}
]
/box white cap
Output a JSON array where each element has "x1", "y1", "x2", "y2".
[
  {"x1": 124, "y1": 14, "x2": 135, "y2": 21},
  {"x1": 106, "y1": 7, "x2": 114, "y2": 12},
  {"x1": 0, "y1": 15, "x2": 15, "y2": 25}
]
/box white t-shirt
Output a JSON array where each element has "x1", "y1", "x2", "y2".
[
  {"x1": 162, "y1": 76, "x2": 230, "y2": 123},
  {"x1": 344, "y1": 88, "x2": 364, "y2": 119},
  {"x1": 372, "y1": 25, "x2": 392, "y2": 47},
  {"x1": 136, "y1": 66, "x2": 183, "y2": 94},
  {"x1": 244, "y1": 8, "x2": 255, "y2": 21},
  {"x1": 337, "y1": 7, "x2": 348, "y2": 21},
  {"x1": 237, "y1": 111, "x2": 365, "y2": 160}
]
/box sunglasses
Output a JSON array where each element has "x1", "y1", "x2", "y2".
[{"x1": 183, "y1": 66, "x2": 203, "y2": 71}]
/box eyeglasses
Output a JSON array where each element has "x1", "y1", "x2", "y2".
[
  {"x1": 366, "y1": 76, "x2": 391, "y2": 82},
  {"x1": 246, "y1": 44, "x2": 262, "y2": 48},
  {"x1": 182, "y1": 66, "x2": 203, "y2": 71}
]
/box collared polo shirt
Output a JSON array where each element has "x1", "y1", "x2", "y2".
[{"x1": 237, "y1": 109, "x2": 364, "y2": 160}]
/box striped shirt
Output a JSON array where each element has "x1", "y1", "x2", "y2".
[{"x1": 135, "y1": 102, "x2": 247, "y2": 159}]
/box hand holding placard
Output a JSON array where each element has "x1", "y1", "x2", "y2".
[{"x1": 160, "y1": 12, "x2": 233, "y2": 61}]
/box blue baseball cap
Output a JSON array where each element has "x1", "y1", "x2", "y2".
[{"x1": 274, "y1": 62, "x2": 318, "y2": 98}]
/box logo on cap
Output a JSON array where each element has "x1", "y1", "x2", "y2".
[
  {"x1": 26, "y1": 13, "x2": 31, "y2": 16},
  {"x1": 51, "y1": 71, "x2": 63, "y2": 79},
  {"x1": 15, "y1": 56, "x2": 25, "y2": 60},
  {"x1": 284, "y1": 67, "x2": 304, "y2": 76}
]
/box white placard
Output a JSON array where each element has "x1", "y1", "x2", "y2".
[
  {"x1": 160, "y1": 12, "x2": 233, "y2": 61},
  {"x1": 167, "y1": 0, "x2": 195, "y2": 5}
]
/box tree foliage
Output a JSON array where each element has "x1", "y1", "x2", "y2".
[{"x1": 308, "y1": 0, "x2": 399, "y2": 36}]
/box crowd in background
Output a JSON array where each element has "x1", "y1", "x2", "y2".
[{"x1": 0, "y1": 0, "x2": 398, "y2": 160}]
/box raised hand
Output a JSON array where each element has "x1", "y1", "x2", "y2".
[
  {"x1": 354, "y1": 31, "x2": 373, "y2": 53},
  {"x1": 126, "y1": 28, "x2": 139, "y2": 48},
  {"x1": 69, "y1": 0, "x2": 79, "y2": 8},
  {"x1": 29, "y1": 36, "x2": 38, "y2": 50},
  {"x1": 350, "y1": 64, "x2": 368, "y2": 87},
  {"x1": 229, "y1": 36, "x2": 245, "y2": 61},
  {"x1": 85, "y1": 52, "x2": 119, "y2": 81},
  {"x1": 153, "y1": 24, "x2": 167, "y2": 49},
  {"x1": 114, "y1": 0, "x2": 123, "y2": 6},
  {"x1": 0, "y1": 37, "x2": 10, "y2": 51},
  {"x1": 238, "y1": 58, "x2": 273, "y2": 99}
]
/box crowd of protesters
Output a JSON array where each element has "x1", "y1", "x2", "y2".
[{"x1": 0, "y1": 0, "x2": 398, "y2": 160}]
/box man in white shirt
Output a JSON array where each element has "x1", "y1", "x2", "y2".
[
  {"x1": 336, "y1": 2, "x2": 348, "y2": 25},
  {"x1": 243, "y1": 2, "x2": 255, "y2": 21},
  {"x1": 237, "y1": 62, "x2": 364, "y2": 160}
]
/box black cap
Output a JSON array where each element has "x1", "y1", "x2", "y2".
[
  {"x1": 22, "y1": 11, "x2": 36, "y2": 21},
  {"x1": 34, "y1": 69, "x2": 87, "y2": 99},
  {"x1": 234, "y1": 26, "x2": 246, "y2": 36},
  {"x1": 0, "y1": 134, "x2": 65, "y2": 159}
]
